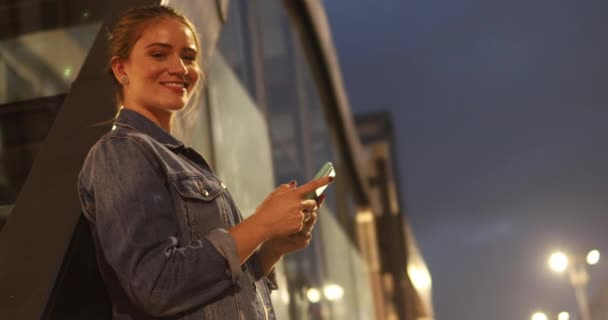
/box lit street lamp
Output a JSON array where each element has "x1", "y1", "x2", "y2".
[
  {"x1": 531, "y1": 310, "x2": 571, "y2": 320},
  {"x1": 586, "y1": 250, "x2": 600, "y2": 265},
  {"x1": 549, "y1": 252, "x2": 569, "y2": 273},
  {"x1": 532, "y1": 311, "x2": 548, "y2": 320},
  {"x1": 547, "y1": 250, "x2": 600, "y2": 320}
]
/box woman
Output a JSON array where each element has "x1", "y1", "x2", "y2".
[{"x1": 78, "y1": 5, "x2": 332, "y2": 319}]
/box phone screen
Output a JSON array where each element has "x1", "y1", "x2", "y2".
[
  {"x1": 304, "y1": 162, "x2": 335, "y2": 199},
  {"x1": 312, "y1": 167, "x2": 335, "y2": 198}
]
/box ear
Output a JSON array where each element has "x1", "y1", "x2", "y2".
[{"x1": 110, "y1": 56, "x2": 127, "y2": 83}]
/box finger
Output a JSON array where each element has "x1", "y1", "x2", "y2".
[
  {"x1": 304, "y1": 231, "x2": 312, "y2": 240},
  {"x1": 276, "y1": 180, "x2": 297, "y2": 192},
  {"x1": 303, "y1": 226, "x2": 313, "y2": 239},
  {"x1": 303, "y1": 207, "x2": 319, "y2": 222},
  {"x1": 273, "y1": 185, "x2": 289, "y2": 194},
  {"x1": 303, "y1": 214, "x2": 317, "y2": 230},
  {"x1": 297, "y1": 212, "x2": 305, "y2": 231},
  {"x1": 300, "y1": 199, "x2": 317, "y2": 210},
  {"x1": 303, "y1": 210, "x2": 311, "y2": 223},
  {"x1": 287, "y1": 233, "x2": 301, "y2": 242},
  {"x1": 308, "y1": 211, "x2": 318, "y2": 224},
  {"x1": 295, "y1": 176, "x2": 333, "y2": 196},
  {"x1": 274, "y1": 181, "x2": 297, "y2": 196}
]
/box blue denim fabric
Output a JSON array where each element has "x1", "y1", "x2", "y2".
[{"x1": 78, "y1": 109, "x2": 277, "y2": 319}]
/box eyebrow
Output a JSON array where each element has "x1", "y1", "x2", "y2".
[
  {"x1": 145, "y1": 42, "x2": 197, "y2": 53},
  {"x1": 145, "y1": 42, "x2": 171, "y2": 49}
]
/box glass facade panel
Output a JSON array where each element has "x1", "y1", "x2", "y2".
[
  {"x1": 0, "y1": 1, "x2": 102, "y2": 230},
  {"x1": 156, "y1": 1, "x2": 374, "y2": 319},
  {"x1": 215, "y1": 0, "x2": 256, "y2": 100},
  {"x1": 256, "y1": 1, "x2": 374, "y2": 319},
  {"x1": 0, "y1": 22, "x2": 100, "y2": 104}
]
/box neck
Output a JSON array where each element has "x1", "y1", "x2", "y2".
[{"x1": 123, "y1": 105, "x2": 172, "y2": 132}]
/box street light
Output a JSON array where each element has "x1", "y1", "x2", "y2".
[
  {"x1": 322, "y1": 283, "x2": 344, "y2": 301},
  {"x1": 549, "y1": 252, "x2": 569, "y2": 273},
  {"x1": 531, "y1": 311, "x2": 548, "y2": 320},
  {"x1": 547, "y1": 250, "x2": 600, "y2": 320},
  {"x1": 306, "y1": 288, "x2": 322, "y2": 303},
  {"x1": 586, "y1": 250, "x2": 600, "y2": 265}
]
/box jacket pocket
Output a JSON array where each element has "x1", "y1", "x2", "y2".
[
  {"x1": 172, "y1": 175, "x2": 226, "y2": 202},
  {"x1": 170, "y1": 175, "x2": 229, "y2": 240}
]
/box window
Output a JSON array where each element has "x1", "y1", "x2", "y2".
[{"x1": 0, "y1": 1, "x2": 102, "y2": 230}]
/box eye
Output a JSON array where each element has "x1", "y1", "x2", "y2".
[
  {"x1": 182, "y1": 55, "x2": 197, "y2": 62},
  {"x1": 151, "y1": 52, "x2": 167, "y2": 59}
]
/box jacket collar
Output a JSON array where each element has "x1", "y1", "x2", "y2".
[{"x1": 114, "y1": 108, "x2": 184, "y2": 150}]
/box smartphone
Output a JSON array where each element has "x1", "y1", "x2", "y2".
[{"x1": 303, "y1": 162, "x2": 336, "y2": 200}]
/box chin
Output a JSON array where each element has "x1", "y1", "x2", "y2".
[{"x1": 162, "y1": 100, "x2": 189, "y2": 111}]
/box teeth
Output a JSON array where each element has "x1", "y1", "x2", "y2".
[{"x1": 163, "y1": 82, "x2": 186, "y2": 88}]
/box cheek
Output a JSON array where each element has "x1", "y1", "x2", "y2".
[
  {"x1": 145, "y1": 65, "x2": 165, "y2": 81},
  {"x1": 132, "y1": 62, "x2": 163, "y2": 83},
  {"x1": 189, "y1": 66, "x2": 201, "y2": 84}
]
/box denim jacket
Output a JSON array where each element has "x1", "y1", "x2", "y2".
[{"x1": 78, "y1": 109, "x2": 277, "y2": 319}]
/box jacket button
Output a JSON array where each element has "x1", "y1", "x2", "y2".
[
  {"x1": 202, "y1": 190, "x2": 209, "y2": 197},
  {"x1": 220, "y1": 182, "x2": 227, "y2": 189}
]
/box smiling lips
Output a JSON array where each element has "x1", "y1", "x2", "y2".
[{"x1": 161, "y1": 81, "x2": 188, "y2": 92}]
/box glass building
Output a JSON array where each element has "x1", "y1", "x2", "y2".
[{"x1": 0, "y1": 1, "x2": 433, "y2": 319}]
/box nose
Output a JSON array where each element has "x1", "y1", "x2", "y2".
[{"x1": 168, "y1": 56, "x2": 188, "y2": 76}]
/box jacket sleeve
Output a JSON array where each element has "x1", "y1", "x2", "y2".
[
  {"x1": 78, "y1": 137, "x2": 239, "y2": 317},
  {"x1": 248, "y1": 251, "x2": 279, "y2": 291}
]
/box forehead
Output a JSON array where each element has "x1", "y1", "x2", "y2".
[{"x1": 137, "y1": 18, "x2": 197, "y2": 49}]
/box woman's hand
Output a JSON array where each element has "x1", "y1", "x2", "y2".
[
  {"x1": 252, "y1": 177, "x2": 332, "y2": 240},
  {"x1": 228, "y1": 177, "x2": 331, "y2": 266},
  {"x1": 265, "y1": 193, "x2": 326, "y2": 255},
  {"x1": 256, "y1": 194, "x2": 326, "y2": 275}
]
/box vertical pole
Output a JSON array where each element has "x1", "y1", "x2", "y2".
[{"x1": 569, "y1": 264, "x2": 592, "y2": 320}]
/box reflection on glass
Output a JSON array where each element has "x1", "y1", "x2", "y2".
[
  {"x1": 0, "y1": 22, "x2": 100, "y2": 104},
  {"x1": 166, "y1": 0, "x2": 291, "y2": 318},
  {"x1": 256, "y1": 1, "x2": 375, "y2": 319},
  {"x1": 257, "y1": 2, "x2": 325, "y2": 318},
  {"x1": 215, "y1": 0, "x2": 256, "y2": 99},
  {"x1": 0, "y1": 2, "x2": 103, "y2": 230},
  {"x1": 163, "y1": 1, "x2": 375, "y2": 319},
  {"x1": 306, "y1": 287, "x2": 322, "y2": 303},
  {"x1": 0, "y1": 94, "x2": 65, "y2": 233}
]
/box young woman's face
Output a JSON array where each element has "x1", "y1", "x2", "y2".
[{"x1": 119, "y1": 18, "x2": 200, "y2": 118}]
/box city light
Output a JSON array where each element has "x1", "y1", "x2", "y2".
[
  {"x1": 558, "y1": 311, "x2": 570, "y2": 320},
  {"x1": 63, "y1": 67, "x2": 73, "y2": 78},
  {"x1": 306, "y1": 288, "x2": 321, "y2": 303},
  {"x1": 531, "y1": 311, "x2": 548, "y2": 320},
  {"x1": 586, "y1": 250, "x2": 600, "y2": 265},
  {"x1": 408, "y1": 265, "x2": 432, "y2": 290},
  {"x1": 549, "y1": 251, "x2": 569, "y2": 273},
  {"x1": 323, "y1": 283, "x2": 344, "y2": 301},
  {"x1": 280, "y1": 285, "x2": 290, "y2": 304},
  {"x1": 546, "y1": 249, "x2": 595, "y2": 320}
]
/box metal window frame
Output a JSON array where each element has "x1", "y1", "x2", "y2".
[{"x1": 282, "y1": 0, "x2": 379, "y2": 215}]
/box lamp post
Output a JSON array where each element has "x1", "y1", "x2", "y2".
[{"x1": 548, "y1": 250, "x2": 600, "y2": 320}]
